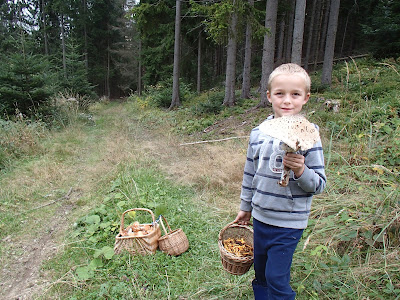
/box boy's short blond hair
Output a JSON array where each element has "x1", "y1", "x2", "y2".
[{"x1": 268, "y1": 63, "x2": 311, "y2": 93}]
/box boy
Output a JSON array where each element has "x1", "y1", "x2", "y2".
[{"x1": 234, "y1": 63, "x2": 326, "y2": 300}]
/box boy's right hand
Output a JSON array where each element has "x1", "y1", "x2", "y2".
[{"x1": 233, "y1": 210, "x2": 251, "y2": 225}]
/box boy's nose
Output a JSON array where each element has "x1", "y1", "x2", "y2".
[{"x1": 283, "y1": 94, "x2": 291, "y2": 103}]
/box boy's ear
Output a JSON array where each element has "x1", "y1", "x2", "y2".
[
  {"x1": 267, "y1": 91, "x2": 272, "y2": 103},
  {"x1": 304, "y1": 92, "x2": 310, "y2": 103}
]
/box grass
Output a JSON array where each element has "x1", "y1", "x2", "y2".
[
  {"x1": 0, "y1": 57, "x2": 399, "y2": 299},
  {"x1": 41, "y1": 167, "x2": 254, "y2": 299}
]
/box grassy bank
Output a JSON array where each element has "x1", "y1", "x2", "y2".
[{"x1": 0, "y1": 58, "x2": 399, "y2": 299}]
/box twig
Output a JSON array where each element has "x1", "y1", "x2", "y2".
[
  {"x1": 159, "y1": 217, "x2": 168, "y2": 235},
  {"x1": 21, "y1": 188, "x2": 73, "y2": 214},
  {"x1": 179, "y1": 136, "x2": 249, "y2": 146},
  {"x1": 379, "y1": 62, "x2": 400, "y2": 77}
]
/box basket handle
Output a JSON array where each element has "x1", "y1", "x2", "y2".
[
  {"x1": 120, "y1": 208, "x2": 156, "y2": 233},
  {"x1": 160, "y1": 215, "x2": 172, "y2": 235},
  {"x1": 218, "y1": 220, "x2": 253, "y2": 240}
]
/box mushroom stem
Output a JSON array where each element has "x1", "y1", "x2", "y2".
[
  {"x1": 278, "y1": 143, "x2": 298, "y2": 187},
  {"x1": 278, "y1": 165, "x2": 291, "y2": 187}
]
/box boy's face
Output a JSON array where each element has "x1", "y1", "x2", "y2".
[{"x1": 267, "y1": 74, "x2": 310, "y2": 118}]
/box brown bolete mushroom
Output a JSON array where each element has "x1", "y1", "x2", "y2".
[{"x1": 259, "y1": 115, "x2": 320, "y2": 187}]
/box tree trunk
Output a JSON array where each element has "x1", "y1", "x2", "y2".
[
  {"x1": 170, "y1": 0, "x2": 182, "y2": 109},
  {"x1": 276, "y1": 15, "x2": 286, "y2": 66},
  {"x1": 41, "y1": 0, "x2": 48, "y2": 55},
  {"x1": 259, "y1": 0, "x2": 278, "y2": 107},
  {"x1": 138, "y1": 38, "x2": 142, "y2": 96},
  {"x1": 339, "y1": 4, "x2": 354, "y2": 56},
  {"x1": 60, "y1": 14, "x2": 67, "y2": 79},
  {"x1": 223, "y1": 5, "x2": 238, "y2": 107},
  {"x1": 284, "y1": 0, "x2": 295, "y2": 63},
  {"x1": 321, "y1": 0, "x2": 340, "y2": 85},
  {"x1": 318, "y1": 0, "x2": 330, "y2": 63},
  {"x1": 291, "y1": 0, "x2": 307, "y2": 65},
  {"x1": 83, "y1": 0, "x2": 88, "y2": 70},
  {"x1": 197, "y1": 31, "x2": 201, "y2": 94},
  {"x1": 312, "y1": 0, "x2": 323, "y2": 69},
  {"x1": 240, "y1": 0, "x2": 254, "y2": 99},
  {"x1": 106, "y1": 36, "x2": 110, "y2": 98},
  {"x1": 303, "y1": 0, "x2": 317, "y2": 71}
]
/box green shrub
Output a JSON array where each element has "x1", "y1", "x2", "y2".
[
  {"x1": 143, "y1": 79, "x2": 194, "y2": 108},
  {"x1": 191, "y1": 90, "x2": 224, "y2": 115}
]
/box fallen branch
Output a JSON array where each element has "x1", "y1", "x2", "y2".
[
  {"x1": 311, "y1": 54, "x2": 369, "y2": 66},
  {"x1": 179, "y1": 136, "x2": 249, "y2": 146},
  {"x1": 20, "y1": 187, "x2": 73, "y2": 214}
]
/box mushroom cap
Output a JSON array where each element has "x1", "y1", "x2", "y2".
[{"x1": 258, "y1": 115, "x2": 320, "y2": 151}]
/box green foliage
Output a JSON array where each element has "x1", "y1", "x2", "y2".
[
  {"x1": 0, "y1": 50, "x2": 54, "y2": 117},
  {"x1": 190, "y1": 0, "x2": 249, "y2": 44},
  {"x1": 130, "y1": 0, "x2": 176, "y2": 85},
  {"x1": 46, "y1": 167, "x2": 253, "y2": 299},
  {"x1": 191, "y1": 90, "x2": 225, "y2": 115},
  {"x1": 360, "y1": 0, "x2": 400, "y2": 58},
  {"x1": 141, "y1": 79, "x2": 194, "y2": 108},
  {"x1": 58, "y1": 39, "x2": 96, "y2": 98}
]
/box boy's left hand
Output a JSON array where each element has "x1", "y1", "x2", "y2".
[{"x1": 283, "y1": 153, "x2": 305, "y2": 178}]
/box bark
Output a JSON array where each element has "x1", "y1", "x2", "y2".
[
  {"x1": 321, "y1": 0, "x2": 341, "y2": 85},
  {"x1": 138, "y1": 39, "x2": 142, "y2": 96},
  {"x1": 284, "y1": 0, "x2": 295, "y2": 63},
  {"x1": 41, "y1": 0, "x2": 48, "y2": 55},
  {"x1": 83, "y1": 0, "x2": 88, "y2": 70},
  {"x1": 240, "y1": 0, "x2": 254, "y2": 99},
  {"x1": 223, "y1": 5, "x2": 238, "y2": 107},
  {"x1": 213, "y1": 46, "x2": 224, "y2": 80},
  {"x1": 318, "y1": 0, "x2": 330, "y2": 63},
  {"x1": 340, "y1": 4, "x2": 355, "y2": 56},
  {"x1": 291, "y1": 0, "x2": 307, "y2": 65},
  {"x1": 312, "y1": 0, "x2": 323, "y2": 69},
  {"x1": 106, "y1": 36, "x2": 110, "y2": 98},
  {"x1": 170, "y1": 0, "x2": 182, "y2": 109},
  {"x1": 197, "y1": 31, "x2": 201, "y2": 94},
  {"x1": 303, "y1": 0, "x2": 317, "y2": 71},
  {"x1": 276, "y1": 15, "x2": 286, "y2": 66},
  {"x1": 259, "y1": 0, "x2": 278, "y2": 107},
  {"x1": 60, "y1": 14, "x2": 67, "y2": 79}
]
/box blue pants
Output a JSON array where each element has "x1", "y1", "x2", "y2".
[{"x1": 252, "y1": 218, "x2": 304, "y2": 300}]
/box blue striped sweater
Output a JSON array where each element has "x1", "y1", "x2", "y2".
[{"x1": 240, "y1": 117, "x2": 326, "y2": 229}]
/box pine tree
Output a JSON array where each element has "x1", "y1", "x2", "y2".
[{"x1": 0, "y1": 35, "x2": 53, "y2": 117}]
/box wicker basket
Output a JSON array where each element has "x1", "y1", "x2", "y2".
[
  {"x1": 114, "y1": 208, "x2": 161, "y2": 255},
  {"x1": 158, "y1": 215, "x2": 189, "y2": 256},
  {"x1": 218, "y1": 221, "x2": 254, "y2": 275}
]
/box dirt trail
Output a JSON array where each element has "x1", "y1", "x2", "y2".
[{"x1": 0, "y1": 102, "x2": 247, "y2": 300}]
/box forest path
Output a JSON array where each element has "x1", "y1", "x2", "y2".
[
  {"x1": 0, "y1": 102, "x2": 153, "y2": 299},
  {"x1": 0, "y1": 101, "x2": 245, "y2": 299}
]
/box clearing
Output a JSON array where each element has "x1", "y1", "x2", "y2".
[{"x1": 0, "y1": 101, "x2": 251, "y2": 300}]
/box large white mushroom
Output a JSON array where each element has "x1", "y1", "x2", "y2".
[{"x1": 259, "y1": 115, "x2": 320, "y2": 187}]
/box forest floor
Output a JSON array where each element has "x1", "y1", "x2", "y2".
[{"x1": 0, "y1": 101, "x2": 249, "y2": 300}]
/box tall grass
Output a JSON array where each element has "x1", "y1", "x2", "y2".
[{"x1": 0, "y1": 116, "x2": 47, "y2": 169}]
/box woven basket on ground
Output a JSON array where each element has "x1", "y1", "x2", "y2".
[
  {"x1": 218, "y1": 221, "x2": 254, "y2": 275},
  {"x1": 158, "y1": 215, "x2": 189, "y2": 256},
  {"x1": 114, "y1": 208, "x2": 161, "y2": 255}
]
